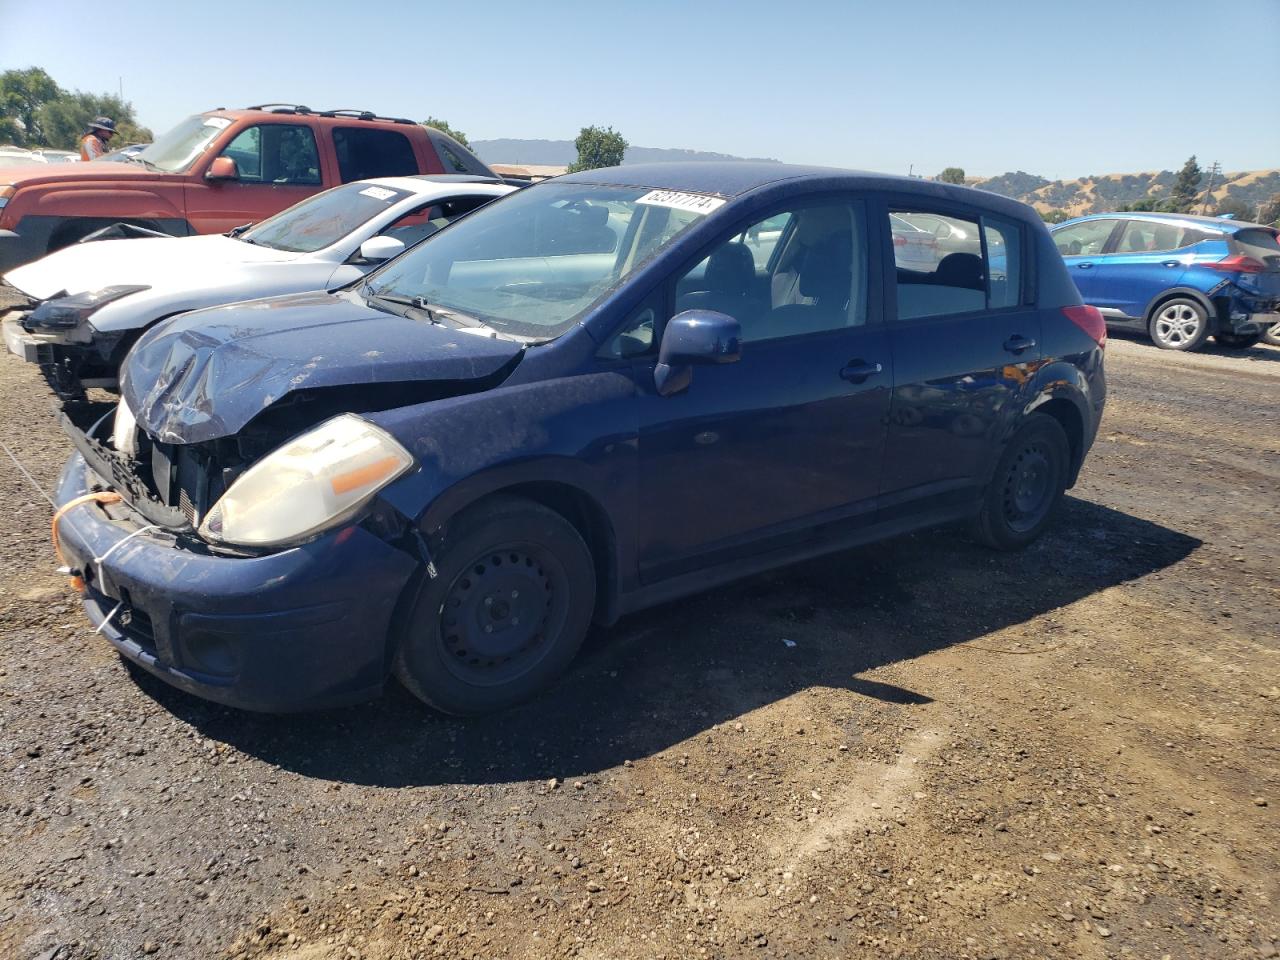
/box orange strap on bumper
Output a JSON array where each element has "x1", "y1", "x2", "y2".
[{"x1": 51, "y1": 491, "x2": 123, "y2": 569}]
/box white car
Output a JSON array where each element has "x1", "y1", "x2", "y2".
[{"x1": 2, "y1": 175, "x2": 516, "y2": 397}]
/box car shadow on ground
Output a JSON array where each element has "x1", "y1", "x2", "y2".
[{"x1": 129, "y1": 496, "x2": 1200, "y2": 787}]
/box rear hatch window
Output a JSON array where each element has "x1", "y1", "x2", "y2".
[{"x1": 1233, "y1": 228, "x2": 1280, "y2": 267}]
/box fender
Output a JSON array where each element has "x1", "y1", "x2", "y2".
[{"x1": 364, "y1": 370, "x2": 642, "y2": 603}]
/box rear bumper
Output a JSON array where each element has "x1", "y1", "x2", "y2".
[{"x1": 54, "y1": 452, "x2": 420, "y2": 711}]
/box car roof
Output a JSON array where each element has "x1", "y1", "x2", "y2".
[
  {"x1": 1060, "y1": 211, "x2": 1268, "y2": 233},
  {"x1": 555, "y1": 162, "x2": 1040, "y2": 221},
  {"x1": 348, "y1": 175, "x2": 513, "y2": 197}
]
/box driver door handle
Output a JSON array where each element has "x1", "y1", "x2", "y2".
[
  {"x1": 1003, "y1": 335, "x2": 1036, "y2": 355},
  {"x1": 840, "y1": 360, "x2": 883, "y2": 383},
  {"x1": 1075, "y1": 262, "x2": 1094, "y2": 269}
]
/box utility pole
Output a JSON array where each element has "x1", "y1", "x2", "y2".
[{"x1": 1198, "y1": 160, "x2": 1222, "y2": 214}]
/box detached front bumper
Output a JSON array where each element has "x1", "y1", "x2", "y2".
[{"x1": 54, "y1": 452, "x2": 420, "y2": 711}]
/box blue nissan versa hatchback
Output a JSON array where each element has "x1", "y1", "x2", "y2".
[
  {"x1": 52, "y1": 163, "x2": 1107, "y2": 714},
  {"x1": 1050, "y1": 212, "x2": 1280, "y2": 351}
]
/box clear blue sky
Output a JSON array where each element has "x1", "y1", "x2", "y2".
[{"x1": 2, "y1": 0, "x2": 1277, "y2": 179}]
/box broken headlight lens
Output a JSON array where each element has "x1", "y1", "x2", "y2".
[
  {"x1": 28, "y1": 285, "x2": 150, "y2": 329},
  {"x1": 198, "y1": 415, "x2": 414, "y2": 548}
]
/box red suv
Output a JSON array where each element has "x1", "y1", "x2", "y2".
[{"x1": 0, "y1": 105, "x2": 493, "y2": 273}]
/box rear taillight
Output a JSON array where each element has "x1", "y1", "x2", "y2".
[
  {"x1": 1063, "y1": 304, "x2": 1106, "y2": 347},
  {"x1": 1206, "y1": 254, "x2": 1266, "y2": 274},
  {"x1": 893, "y1": 234, "x2": 906, "y2": 247}
]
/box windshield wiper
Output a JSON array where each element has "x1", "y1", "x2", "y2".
[
  {"x1": 126, "y1": 154, "x2": 159, "y2": 171},
  {"x1": 361, "y1": 287, "x2": 510, "y2": 338}
]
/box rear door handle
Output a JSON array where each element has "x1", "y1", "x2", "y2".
[
  {"x1": 1076, "y1": 262, "x2": 1094, "y2": 269},
  {"x1": 1162, "y1": 260, "x2": 1180, "y2": 268},
  {"x1": 840, "y1": 360, "x2": 883, "y2": 383},
  {"x1": 1003, "y1": 335, "x2": 1036, "y2": 355}
]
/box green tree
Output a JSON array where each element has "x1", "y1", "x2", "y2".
[
  {"x1": 36, "y1": 91, "x2": 150, "y2": 150},
  {"x1": 1169, "y1": 155, "x2": 1202, "y2": 213},
  {"x1": 1041, "y1": 208, "x2": 1070, "y2": 223},
  {"x1": 937, "y1": 167, "x2": 965, "y2": 185},
  {"x1": 0, "y1": 67, "x2": 62, "y2": 145},
  {"x1": 1257, "y1": 192, "x2": 1280, "y2": 226},
  {"x1": 567, "y1": 125, "x2": 627, "y2": 173},
  {"x1": 1211, "y1": 196, "x2": 1254, "y2": 221},
  {"x1": 420, "y1": 117, "x2": 468, "y2": 147}
]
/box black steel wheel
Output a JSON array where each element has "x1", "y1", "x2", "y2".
[
  {"x1": 394, "y1": 496, "x2": 595, "y2": 715},
  {"x1": 971, "y1": 414, "x2": 1070, "y2": 550}
]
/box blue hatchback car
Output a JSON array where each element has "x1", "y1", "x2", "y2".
[
  {"x1": 53, "y1": 163, "x2": 1106, "y2": 714},
  {"x1": 1050, "y1": 212, "x2": 1280, "y2": 351}
]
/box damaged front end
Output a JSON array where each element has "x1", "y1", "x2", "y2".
[{"x1": 3, "y1": 284, "x2": 147, "y2": 400}]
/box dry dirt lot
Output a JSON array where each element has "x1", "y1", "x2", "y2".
[{"x1": 0, "y1": 319, "x2": 1276, "y2": 960}]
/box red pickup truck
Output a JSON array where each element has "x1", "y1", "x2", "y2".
[{"x1": 0, "y1": 104, "x2": 494, "y2": 273}]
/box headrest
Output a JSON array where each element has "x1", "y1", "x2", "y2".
[
  {"x1": 935, "y1": 252, "x2": 984, "y2": 290},
  {"x1": 705, "y1": 242, "x2": 755, "y2": 293},
  {"x1": 798, "y1": 233, "x2": 851, "y2": 301},
  {"x1": 578, "y1": 204, "x2": 608, "y2": 228}
]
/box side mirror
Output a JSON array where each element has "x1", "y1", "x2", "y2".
[
  {"x1": 206, "y1": 156, "x2": 239, "y2": 181},
  {"x1": 358, "y1": 235, "x2": 406, "y2": 263},
  {"x1": 654, "y1": 309, "x2": 741, "y2": 396}
]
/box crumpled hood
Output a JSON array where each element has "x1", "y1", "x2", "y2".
[
  {"x1": 4, "y1": 234, "x2": 295, "y2": 300},
  {"x1": 122, "y1": 289, "x2": 524, "y2": 444}
]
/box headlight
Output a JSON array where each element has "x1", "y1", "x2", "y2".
[
  {"x1": 198, "y1": 415, "x2": 414, "y2": 548},
  {"x1": 112, "y1": 398, "x2": 139, "y2": 458},
  {"x1": 28, "y1": 285, "x2": 149, "y2": 329}
]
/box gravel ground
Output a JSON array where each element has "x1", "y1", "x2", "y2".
[{"x1": 0, "y1": 308, "x2": 1276, "y2": 960}]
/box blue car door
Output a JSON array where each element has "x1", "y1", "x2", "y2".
[
  {"x1": 1050, "y1": 219, "x2": 1122, "y2": 306},
  {"x1": 880, "y1": 202, "x2": 1041, "y2": 503},
  {"x1": 634, "y1": 198, "x2": 891, "y2": 582},
  {"x1": 1089, "y1": 219, "x2": 1194, "y2": 316}
]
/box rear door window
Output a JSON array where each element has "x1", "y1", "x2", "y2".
[
  {"x1": 428, "y1": 131, "x2": 493, "y2": 176},
  {"x1": 890, "y1": 208, "x2": 1024, "y2": 319},
  {"x1": 334, "y1": 127, "x2": 418, "y2": 182}
]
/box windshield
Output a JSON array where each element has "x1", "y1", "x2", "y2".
[
  {"x1": 364, "y1": 182, "x2": 711, "y2": 340},
  {"x1": 137, "y1": 114, "x2": 233, "y2": 173},
  {"x1": 242, "y1": 181, "x2": 413, "y2": 253}
]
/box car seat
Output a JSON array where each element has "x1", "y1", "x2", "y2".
[
  {"x1": 935, "y1": 252, "x2": 985, "y2": 290},
  {"x1": 762, "y1": 231, "x2": 852, "y2": 338},
  {"x1": 680, "y1": 242, "x2": 757, "y2": 320}
]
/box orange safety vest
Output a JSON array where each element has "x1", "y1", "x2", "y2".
[{"x1": 79, "y1": 133, "x2": 107, "y2": 161}]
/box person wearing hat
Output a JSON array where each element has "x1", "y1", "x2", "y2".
[{"x1": 78, "y1": 117, "x2": 117, "y2": 161}]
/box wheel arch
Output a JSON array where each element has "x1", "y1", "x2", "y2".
[
  {"x1": 1023, "y1": 365, "x2": 1095, "y2": 487},
  {"x1": 415, "y1": 467, "x2": 622, "y2": 625},
  {"x1": 1143, "y1": 286, "x2": 1216, "y2": 326}
]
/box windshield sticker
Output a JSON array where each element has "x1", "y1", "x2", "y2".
[
  {"x1": 203, "y1": 117, "x2": 232, "y2": 129},
  {"x1": 637, "y1": 190, "x2": 726, "y2": 215},
  {"x1": 359, "y1": 186, "x2": 398, "y2": 202}
]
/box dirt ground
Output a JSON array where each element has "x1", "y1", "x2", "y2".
[{"x1": 0, "y1": 309, "x2": 1276, "y2": 960}]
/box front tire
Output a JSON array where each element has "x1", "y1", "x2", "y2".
[
  {"x1": 1214, "y1": 331, "x2": 1261, "y2": 349},
  {"x1": 1263, "y1": 320, "x2": 1280, "y2": 348},
  {"x1": 393, "y1": 496, "x2": 596, "y2": 716},
  {"x1": 971, "y1": 414, "x2": 1070, "y2": 551},
  {"x1": 1148, "y1": 298, "x2": 1210, "y2": 351}
]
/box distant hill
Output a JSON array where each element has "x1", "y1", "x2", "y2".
[
  {"x1": 973, "y1": 168, "x2": 1280, "y2": 217},
  {"x1": 471, "y1": 138, "x2": 778, "y2": 167}
]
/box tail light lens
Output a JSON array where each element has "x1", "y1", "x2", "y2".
[
  {"x1": 893, "y1": 234, "x2": 906, "y2": 247},
  {"x1": 1206, "y1": 255, "x2": 1266, "y2": 274},
  {"x1": 1063, "y1": 304, "x2": 1106, "y2": 347}
]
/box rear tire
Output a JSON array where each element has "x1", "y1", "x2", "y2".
[
  {"x1": 971, "y1": 414, "x2": 1070, "y2": 551},
  {"x1": 393, "y1": 496, "x2": 595, "y2": 716},
  {"x1": 1259, "y1": 320, "x2": 1280, "y2": 347},
  {"x1": 1213, "y1": 331, "x2": 1261, "y2": 349},
  {"x1": 1148, "y1": 297, "x2": 1210, "y2": 351}
]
